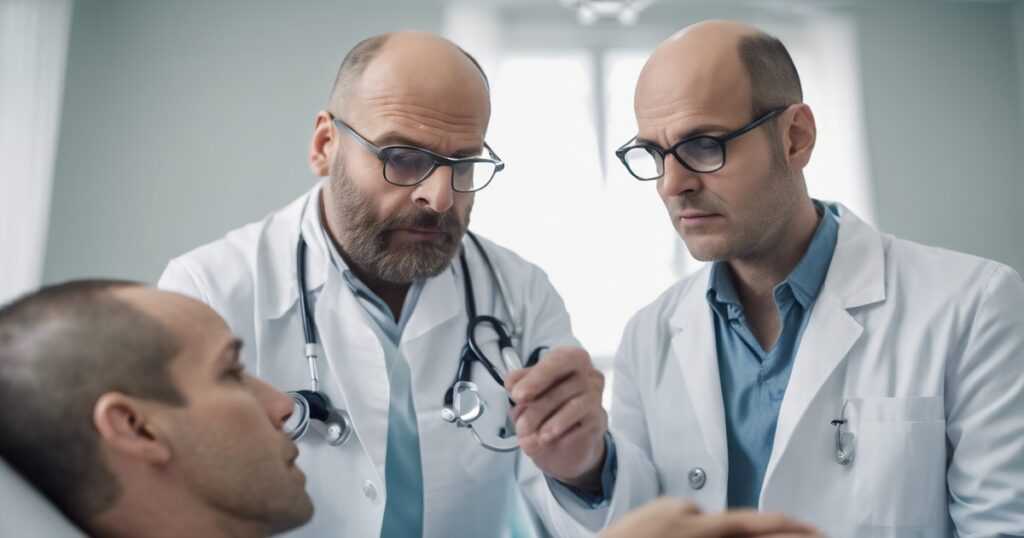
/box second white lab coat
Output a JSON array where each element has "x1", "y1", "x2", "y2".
[
  {"x1": 159, "y1": 185, "x2": 581, "y2": 537},
  {"x1": 549, "y1": 204, "x2": 1024, "y2": 538}
]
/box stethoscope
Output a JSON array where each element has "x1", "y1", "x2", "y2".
[
  {"x1": 283, "y1": 225, "x2": 542, "y2": 453},
  {"x1": 440, "y1": 233, "x2": 547, "y2": 452},
  {"x1": 831, "y1": 400, "x2": 855, "y2": 466}
]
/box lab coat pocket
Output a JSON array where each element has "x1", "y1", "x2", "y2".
[{"x1": 849, "y1": 396, "x2": 946, "y2": 528}]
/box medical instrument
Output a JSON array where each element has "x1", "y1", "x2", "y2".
[
  {"x1": 284, "y1": 225, "x2": 538, "y2": 452},
  {"x1": 831, "y1": 401, "x2": 855, "y2": 466},
  {"x1": 282, "y1": 237, "x2": 354, "y2": 447}
]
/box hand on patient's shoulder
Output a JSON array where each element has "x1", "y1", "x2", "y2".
[{"x1": 599, "y1": 498, "x2": 821, "y2": 538}]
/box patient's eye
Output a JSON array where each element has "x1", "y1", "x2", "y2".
[{"x1": 224, "y1": 365, "x2": 245, "y2": 382}]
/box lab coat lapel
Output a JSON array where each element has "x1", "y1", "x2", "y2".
[
  {"x1": 761, "y1": 205, "x2": 885, "y2": 492},
  {"x1": 316, "y1": 274, "x2": 391, "y2": 475},
  {"x1": 401, "y1": 265, "x2": 460, "y2": 345},
  {"x1": 670, "y1": 269, "x2": 730, "y2": 476}
]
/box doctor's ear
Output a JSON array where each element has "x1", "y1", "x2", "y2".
[
  {"x1": 93, "y1": 392, "x2": 172, "y2": 465},
  {"x1": 309, "y1": 111, "x2": 338, "y2": 177},
  {"x1": 780, "y1": 103, "x2": 816, "y2": 171}
]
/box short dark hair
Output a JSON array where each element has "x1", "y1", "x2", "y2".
[
  {"x1": 326, "y1": 33, "x2": 490, "y2": 112},
  {"x1": 0, "y1": 280, "x2": 183, "y2": 525},
  {"x1": 737, "y1": 32, "x2": 803, "y2": 116}
]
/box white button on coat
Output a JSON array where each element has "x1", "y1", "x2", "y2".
[
  {"x1": 687, "y1": 467, "x2": 706, "y2": 490},
  {"x1": 362, "y1": 480, "x2": 377, "y2": 502}
]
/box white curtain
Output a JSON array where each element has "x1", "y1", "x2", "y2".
[{"x1": 0, "y1": 0, "x2": 72, "y2": 304}]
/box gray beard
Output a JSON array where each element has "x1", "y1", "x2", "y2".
[{"x1": 325, "y1": 173, "x2": 469, "y2": 285}]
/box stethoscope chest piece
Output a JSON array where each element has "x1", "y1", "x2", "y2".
[
  {"x1": 285, "y1": 389, "x2": 354, "y2": 447},
  {"x1": 442, "y1": 381, "x2": 485, "y2": 425}
]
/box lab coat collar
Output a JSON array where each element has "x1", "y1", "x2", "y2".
[
  {"x1": 665, "y1": 202, "x2": 886, "y2": 483},
  {"x1": 255, "y1": 183, "x2": 330, "y2": 321},
  {"x1": 670, "y1": 202, "x2": 884, "y2": 330},
  {"x1": 759, "y1": 203, "x2": 886, "y2": 499}
]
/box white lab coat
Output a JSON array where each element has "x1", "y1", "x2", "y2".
[
  {"x1": 158, "y1": 184, "x2": 580, "y2": 537},
  {"x1": 548, "y1": 204, "x2": 1024, "y2": 538}
]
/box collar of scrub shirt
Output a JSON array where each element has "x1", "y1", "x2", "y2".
[
  {"x1": 706, "y1": 200, "x2": 839, "y2": 319},
  {"x1": 312, "y1": 187, "x2": 425, "y2": 343}
]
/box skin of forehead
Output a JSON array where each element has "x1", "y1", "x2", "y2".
[
  {"x1": 342, "y1": 32, "x2": 491, "y2": 142},
  {"x1": 111, "y1": 287, "x2": 226, "y2": 361},
  {"x1": 635, "y1": 21, "x2": 760, "y2": 137}
]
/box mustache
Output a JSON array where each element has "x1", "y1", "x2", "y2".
[{"x1": 382, "y1": 207, "x2": 463, "y2": 236}]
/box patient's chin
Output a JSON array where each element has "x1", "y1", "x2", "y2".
[{"x1": 270, "y1": 490, "x2": 314, "y2": 534}]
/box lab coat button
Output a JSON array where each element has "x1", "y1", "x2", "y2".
[
  {"x1": 688, "y1": 467, "x2": 707, "y2": 490},
  {"x1": 362, "y1": 480, "x2": 378, "y2": 501}
]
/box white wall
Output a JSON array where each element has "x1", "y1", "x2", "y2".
[
  {"x1": 1015, "y1": 1, "x2": 1024, "y2": 253},
  {"x1": 850, "y1": 0, "x2": 1024, "y2": 273},
  {"x1": 42, "y1": 0, "x2": 1024, "y2": 284},
  {"x1": 43, "y1": 0, "x2": 444, "y2": 283}
]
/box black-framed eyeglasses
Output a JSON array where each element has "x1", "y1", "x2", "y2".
[
  {"x1": 331, "y1": 116, "x2": 504, "y2": 193},
  {"x1": 615, "y1": 106, "x2": 788, "y2": 180}
]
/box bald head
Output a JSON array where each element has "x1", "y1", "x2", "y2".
[
  {"x1": 637, "y1": 21, "x2": 801, "y2": 122},
  {"x1": 327, "y1": 31, "x2": 490, "y2": 119}
]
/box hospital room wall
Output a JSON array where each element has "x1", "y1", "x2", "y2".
[
  {"x1": 1016, "y1": 1, "x2": 1024, "y2": 256},
  {"x1": 851, "y1": 1, "x2": 1024, "y2": 274},
  {"x1": 42, "y1": 0, "x2": 446, "y2": 284},
  {"x1": 42, "y1": 0, "x2": 1024, "y2": 285}
]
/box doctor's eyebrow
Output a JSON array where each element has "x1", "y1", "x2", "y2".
[
  {"x1": 373, "y1": 130, "x2": 484, "y2": 158},
  {"x1": 636, "y1": 123, "x2": 732, "y2": 146}
]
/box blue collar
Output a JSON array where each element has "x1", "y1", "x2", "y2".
[
  {"x1": 317, "y1": 205, "x2": 424, "y2": 335},
  {"x1": 707, "y1": 200, "x2": 839, "y2": 318}
]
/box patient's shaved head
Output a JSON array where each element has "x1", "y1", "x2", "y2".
[
  {"x1": 0, "y1": 280, "x2": 182, "y2": 524},
  {"x1": 326, "y1": 31, "x2": 490, "y2": 116}
]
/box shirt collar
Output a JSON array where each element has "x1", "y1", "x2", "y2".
[
  {"x1": 316, "y1": 197, "x2": 425, "y2": 328},
  {"x1": 706, "y1": 200, "x2": 839, "y2": 315},
  {"x1": 707, "y1": 262, "x2": 744, "y2": 321},
  {"x1": 786, "y1": 200, "x2": 839, "y2": 308}
]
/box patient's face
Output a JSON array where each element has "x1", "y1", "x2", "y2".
[{"x1": 151, "y1": 293, "x2": 313, "y2": 534}]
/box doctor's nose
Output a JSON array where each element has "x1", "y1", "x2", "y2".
[
  {"x1": 412, "y1": 165, "x2": 455, "y2": 214},
  {"x1": 658, "y1": 156, "x2": 703, "y2": 200}
]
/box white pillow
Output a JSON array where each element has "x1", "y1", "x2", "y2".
[{"x1": 0, "y1": 457, "x2": 85, "y2": 537}]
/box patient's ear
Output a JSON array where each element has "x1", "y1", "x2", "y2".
[{"x1": 93, "y1": 393, "x2": 172, "y2": 465}]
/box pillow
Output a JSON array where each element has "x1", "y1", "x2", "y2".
[{"x1": 0, "y1": 457, "x2": 85, "y2": 537}]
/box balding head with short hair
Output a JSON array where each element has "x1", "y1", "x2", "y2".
[
  {"x1": 737, "y1": 32, "x2": 802, "y2": 116},
  {"x1": 633, "y1": 20, "x2": 819, "y2": 264},
  {"x1": 0, "y1": 280, "x2": 183, "y2": 526},
  {"x1": 326, "y1": 32, "x2": 490, "y2": 116}
]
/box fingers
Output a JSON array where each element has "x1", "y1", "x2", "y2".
[
  {"x1": 504, "y1": 367, "x2": 530, "y2": 390},
  {"x1": 695, "y1": 510, "x2": 819, "y2": 537},
  {"x1": 509, "y1": 371, "x2": 587, "y2": 431},
  {"x1": 520, "y1": 414, "x2": 607, "y2": 478},
  {"x1": 507, "y1": 346, "x2": 596, "y2": 402},
  {"x1": 535, "y1": 392, "x2": 605, "y2": 444},
  {"x1": 644, "y1": 497, "x2": 703, "y2": 516}
]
